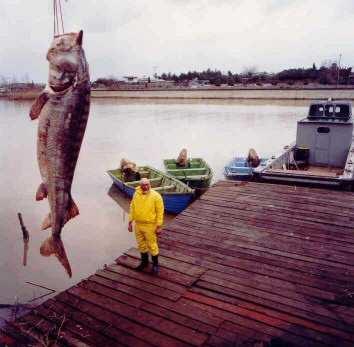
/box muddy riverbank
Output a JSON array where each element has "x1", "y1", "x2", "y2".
[{"x1": 4, "y1": 87, "x2": 354, "y2": 100}]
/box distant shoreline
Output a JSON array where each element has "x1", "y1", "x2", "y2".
[{"x1": 2, "y1": 87, "x2": 354, "y2": 100}]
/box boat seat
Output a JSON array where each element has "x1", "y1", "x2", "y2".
[
  {"x1": 126, "y1": 177, "x2": 162, "y2": 187},
  {"x1": 138, "y1": 170, "x2": 150, "y2": 178},
  {"x1": 153, "y1": 184, "x2": 175, "y2": 192},
  {"x1": 174, "y1": 174, "x2": 209, "y2": 180}
]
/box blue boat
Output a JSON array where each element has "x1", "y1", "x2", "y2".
[
  {"x1": 224, "y1": 157, "x2": 268, "y2": 180},
  {"x1": 107, "y1": 166, "x2": 195, "y2": 214}
]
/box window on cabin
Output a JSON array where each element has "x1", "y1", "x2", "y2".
[
  {"x1": 309, "y1": 105, "x2": 325, "y2": 117},
  {"x1": 334, "y1": 104, "x2": 350, "y2": 118},
  {"x1": 325, "y1": 105, "x2": 334, "y2": 117}
]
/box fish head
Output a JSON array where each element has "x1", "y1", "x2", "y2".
[{"x1": 47, "y1": 30, "x2": 85, "y2": 92}]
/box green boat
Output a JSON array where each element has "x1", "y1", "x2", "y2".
[
  {"x1": 107, "y1": 166, "x2": 195, "y2": 214},
  {"x1": 163, "y1": 158, "x2": 213, "y2": 189}
]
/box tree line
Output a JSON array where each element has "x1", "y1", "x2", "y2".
[{"x1": 157, "y1": 63, "x2": 352, "y2": 86}]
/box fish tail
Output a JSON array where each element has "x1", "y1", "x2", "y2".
[{"x1": 36, "y1": 183, "x2": 48, "y2": 201}]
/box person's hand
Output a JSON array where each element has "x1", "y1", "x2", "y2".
[
  {"x1": 156, "y1": 226, "x2": 162, "y2": 234},
  {"x1": 128, "y1": 221, "x2": 133, "y2": 233}
]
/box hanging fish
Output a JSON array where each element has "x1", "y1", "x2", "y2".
[{"x1": 30, "y1": 30, "x2": 90, "y2": 238}]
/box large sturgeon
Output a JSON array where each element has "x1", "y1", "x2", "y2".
[{"x1": 30, "y1": 30, "x2": 90, "y2": 239}]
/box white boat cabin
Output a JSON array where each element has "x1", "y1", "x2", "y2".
[{"x1": 256, "y1": 100, "x2": 354, "y2": 188}]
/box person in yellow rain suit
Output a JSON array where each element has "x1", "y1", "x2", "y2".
[{"x1": 128, "y1": 178, "x2": 164, "y2": 274}]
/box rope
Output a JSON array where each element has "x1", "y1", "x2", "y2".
[
  {"x1": 58, "y1": 0, "x2": 65, "y2": 34},
  {"x1": 53, "y1": 0, "x2": 65, "y2": 37}
]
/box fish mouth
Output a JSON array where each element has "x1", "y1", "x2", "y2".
[{"x1": 50, "y1": 80, "x2": 74, "y2": 92}]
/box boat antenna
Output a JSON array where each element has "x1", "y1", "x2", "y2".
[
  {"x1": 336, "y1": 53, "x2": 342, "y2": 88},
  {"x1": 53, "y1": 0, "x2": 67, "y2": 36}
]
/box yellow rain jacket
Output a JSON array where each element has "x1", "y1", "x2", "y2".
[
  {"x1": 129, "y1": 187, "x2": 164, "y2": 256},
  {"x1": 129, "y1": 187, "x2": 164, "y2": 226}
]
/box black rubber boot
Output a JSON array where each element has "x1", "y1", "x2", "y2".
[
  {"x1": 151, "y1": 255, "x2": 159, "y2": 274},
  {"x1": 136, "y1": 252, "x2": 149, "y2": 271}
]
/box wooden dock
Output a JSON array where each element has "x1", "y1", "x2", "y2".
[{"x1": 2, "y1": 180, "x2": 354, "y2": 346}]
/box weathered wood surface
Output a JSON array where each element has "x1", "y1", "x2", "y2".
[{"x1": 2, "y1": 180, "x2": 354, "y2": 346}]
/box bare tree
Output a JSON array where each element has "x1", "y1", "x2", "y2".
[{"x1": 242, "y1": 65, "x2": 258, "y2": 76}]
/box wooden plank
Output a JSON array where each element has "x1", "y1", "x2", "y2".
[
  {"x1": 179, "y1": 209, "x2": 354, "y2": 247},
  {"x1": 174, "y1": 215, "x2": 354, "y2": 254},
  {"x1": 33, "y1": 303, "x2": 120, "y2": 347},
  {"x1": 196, "y1": 194, "x2": 354, "y2": 228},
  {"x1": 185, "y1": 193, "x2": 351, "y2": 233},
  {"x1": 160, "y1": 231, "x2": 354, "y2": 286},
  {"x1": 159, "y1": 233, "x2": 351, "y2": 294},
  {"x1": 124, "y1": 248, "x2": 207, "y2": 278},
  {"x1": 116, "y1": 255, "x2": 197, "y2": 286},
  {"x1": 192, "y1": 280, "x2": 354, "y2": 339},
  {"x1": 0, "y1": 331, "x2": 17, "y2": 347},
  {"x1": 0, "y1": 325, "x2": 33, "y2": 347},
  {"x1": 180, "y1": 296, "x2": 323, "y2": 347},
  {"x1": 166, "y1": 215, "x2": 354, "y2": 267},
  {"x1": 43, "y1": 299, "x2": 151, "y2": 347},
  {"x1": 205, "y1": 189, "x2": 354, "y2": 219},
  {"x1": 163, "y1": 224, "x2": 354, "y2": 275},
  {"x1": 186, "y1": 201, "x2": 354, "y2": 243},
  {"x1": 206, "y1": 185, "x2": 354, "y2": 212},
  {"x1": 216, "y1": 322, "x2": 271, "y2": 345},
  {"x1": 56, "y1": 291, "x2": 192, "y2": 347},
  {"x1": 180, "y1": 211, "x2": 354, "y2": 254},
  {"x1": 212, "y1": 180, "x2": 354, "y2": 202},
  {"x1": 159, "y1": 242, "x2": 354, "y2": 325},
  {"x1": 95, "y1": 270, "x2": 182, "y2": 301},
  {"x1": 107, "y1": 264, "x2": 188, "y2": 294},
  {"x1": 10, "y1": 312, "x2": 87, "y2": 347},
  {"x1": 183, "y1": 292, "x2": 352, "y2": 347},
  {"x1": 86, "y1": 275, "x2": 222, "y2": 332},
  {"x1": 5, "y1": 180, "x2": 354, "y2": 346},
  {"x1": 68, "y1": 284, "x2": 207, "y2": 346}
]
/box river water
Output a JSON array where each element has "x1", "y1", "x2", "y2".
[{"x1": 0, "y1": 98, "x2": 307, "y2": 321}]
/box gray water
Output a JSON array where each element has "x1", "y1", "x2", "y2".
[{"x1": 0, "y1": 98, "x2": 307, "y2": 321}]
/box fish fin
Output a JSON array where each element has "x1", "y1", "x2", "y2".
[
  {"x1": 40, "y1": 200, "x2": 79, "y2": 231},
  {"x1": 66, "y1": 199, "x2": 80, "y2": 222},
  {"x1": 41, "y1": 213, "x2": 51, "y2": 230},
  {"x1": 35, "y1": 183, "x2": 48, "y2": 201},
  {"x1": 29, "y1": 92, "x2": 49, "y2": 120}
]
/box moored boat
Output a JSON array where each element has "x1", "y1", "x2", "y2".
[
  {"x1": 163, "y1": 158, "x2": 213, "y2": 189},
  {"x1": 255, "y1": 99, "x2": 354, "y2": 189},
  {"x1": 107, "y1": 166, "x2": 195, "y2": 214},
  {"x1": 224, "y1": 157, "x2": 268, "y2": 180}
]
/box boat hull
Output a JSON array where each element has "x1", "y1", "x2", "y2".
[
  {"x1": 107, "y1": 167, "x2": 195, "y2": 214},
  {"x1": 224, "y1": 157, "x2": 267, "y2": 181},
  {"x1": 163, "y1": 158, "x2": 213, "y2": 189}
]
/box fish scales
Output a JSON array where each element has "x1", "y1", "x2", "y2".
[{"x1": 30, "y1": 30, "x2": 90, "y2": 238}]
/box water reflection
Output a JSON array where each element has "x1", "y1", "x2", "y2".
[
  {"x1": 107, "y1": 184, "x2": 176, "y2": 225},
  {"x1": 22, "y1": 240, "x2": 29, "y2": 267},
  {"x1": 108, "y1": 184, "x2": 130, "y2": 215},
  {"x1": 93, "y1": 97, "x2": 310, "y2": 107},
  {"x1": 18, "y1": 213, "x2": 30, "y2": 267},
  {"x1": 0, "y1": 98, "x2": 306, "y2": 319},
  {"x1": 40, "y1": 237, "x2": 72, "y2": 278}
]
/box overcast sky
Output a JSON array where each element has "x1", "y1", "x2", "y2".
[{"x1": 1, "y1": 0, "x2": 354, "y2": 82}]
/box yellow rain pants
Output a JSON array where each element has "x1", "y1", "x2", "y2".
[
  {"x1": 134, "y1": 223, "x2": 159, "y2": 256},
  {"x1": 129, "y1": 186, "x2": 164, "y2": 256}
]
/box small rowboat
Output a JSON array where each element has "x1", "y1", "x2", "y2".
[
  {"x1": 224, "y1": 157, "x2": 268, "y2": 180},
  {"x1": 107, "y1": 166, "x2": 195, "y2": 214},
  {"x1": 163, "y1": 158, "x2": 213, "y2": 189}
]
